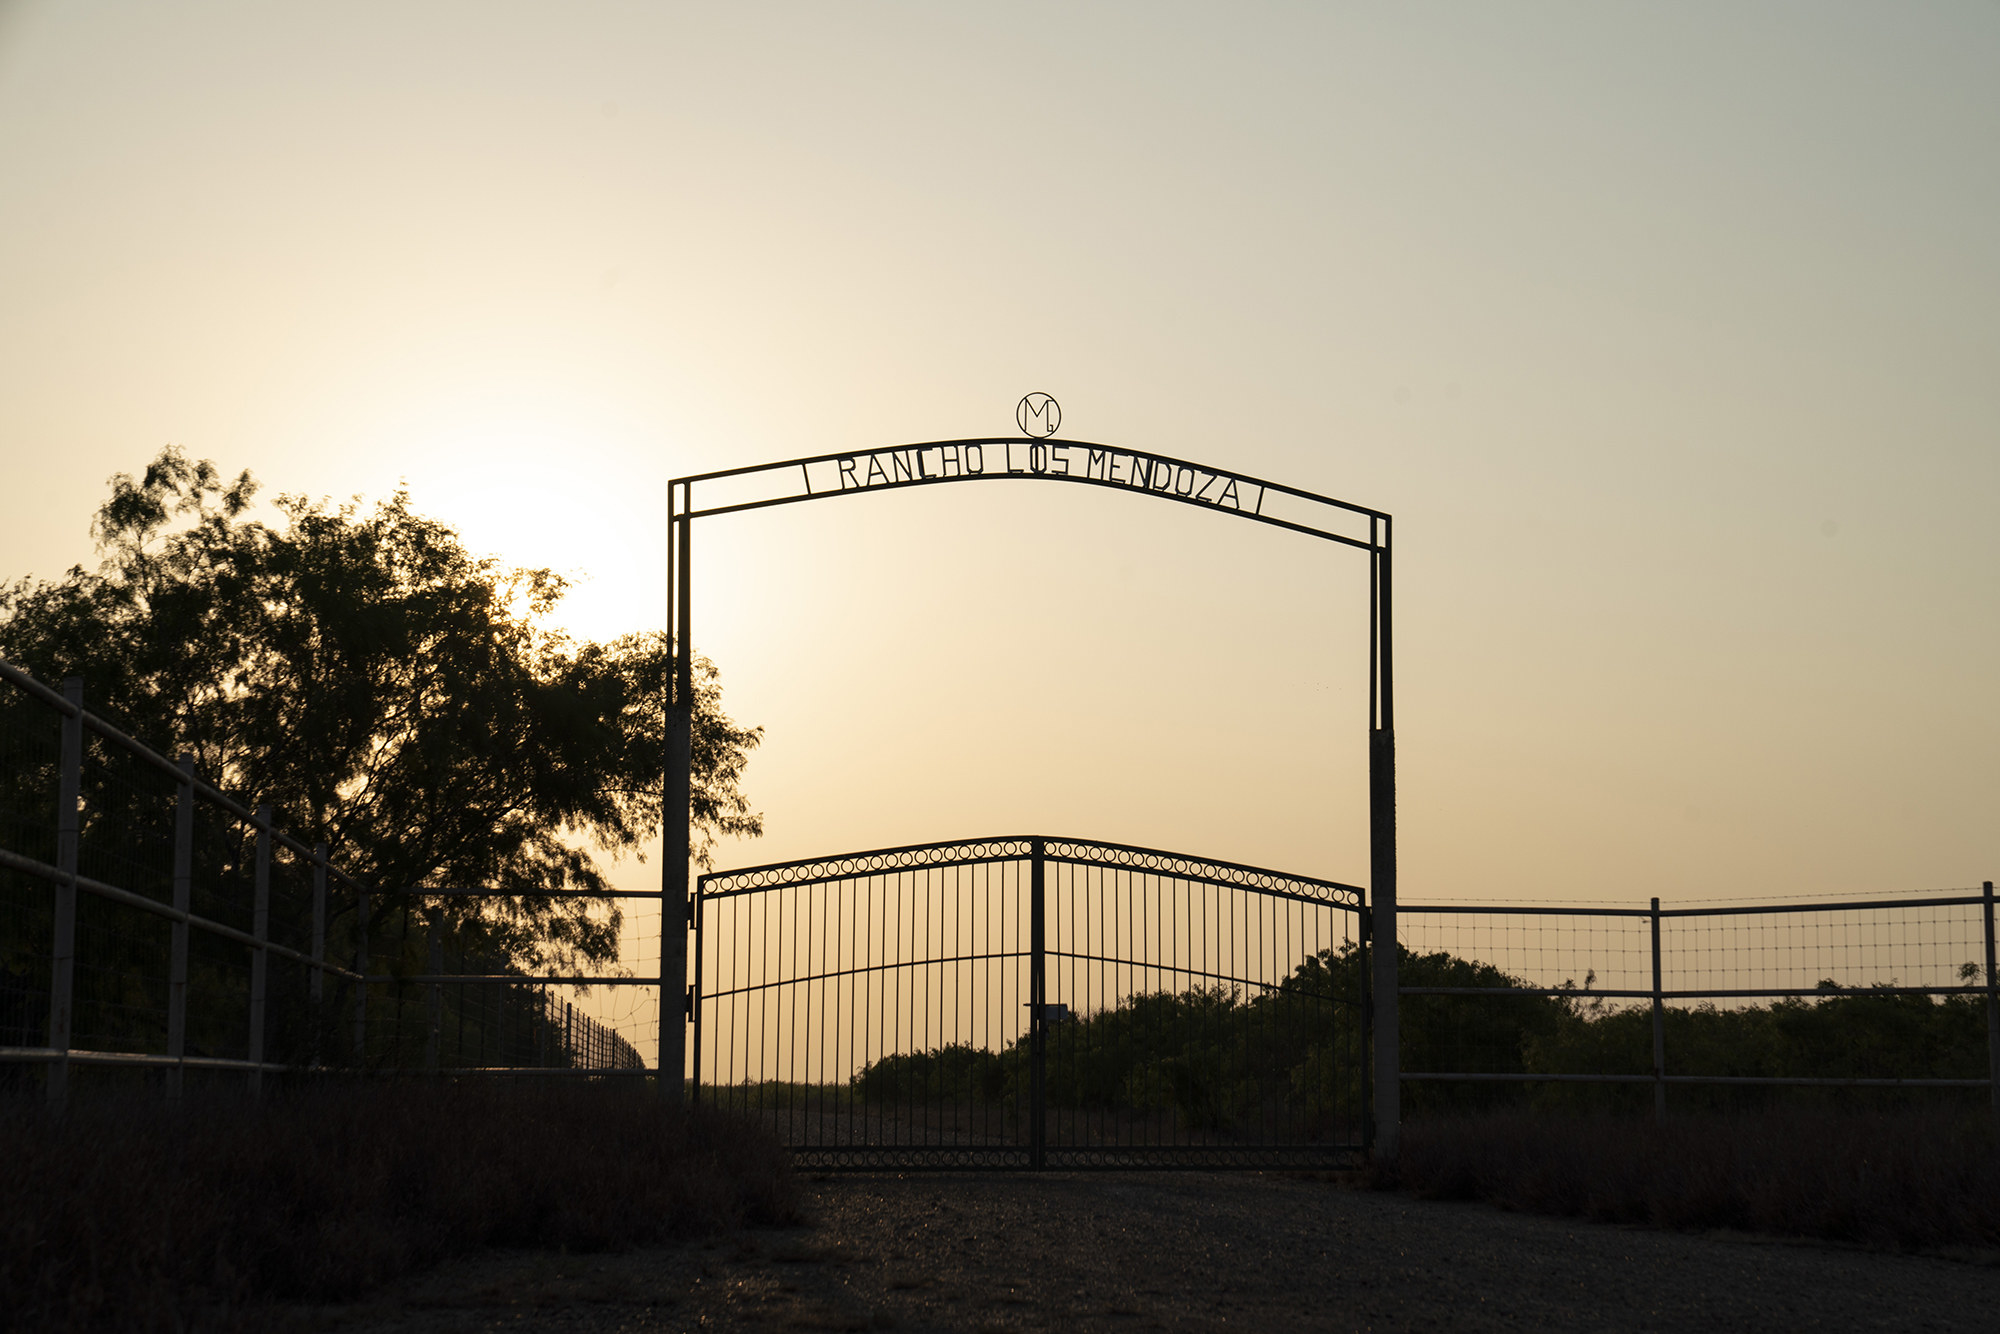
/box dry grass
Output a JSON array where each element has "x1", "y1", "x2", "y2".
[
  {"x1": 0, "y1": 1081, "x2": 799, "y2": 1331},
  {"x1": 1373, "y1": 1108, "x2": 2000, "y2": 1251}
]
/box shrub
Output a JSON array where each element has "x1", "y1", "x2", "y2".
[
  {"x1": 0, "y1": 1081, "x2": 798, "y2": 1330},
  {"x1": 1377, "y1": 1109, "x2": 2000, "y2": 1250}
]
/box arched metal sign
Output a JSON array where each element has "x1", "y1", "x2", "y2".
[
  {"x1": 668, "y1": 438, "x2": 1381, "y2": 549},
  {"x1": 661, "y1": 437, "x2": 1399, "y2": 1157}
]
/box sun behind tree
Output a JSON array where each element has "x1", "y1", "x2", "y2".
[{"x1": 0, "y1": 447, "x2": 762, "y2": 973}]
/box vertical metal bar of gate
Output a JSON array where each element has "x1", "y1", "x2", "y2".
[
  {"x1": 46, "y1": 676, "x2": 84, "y2": 1108},
  {"x1": 1029, "y1": 839, "x2": 1046, "y2": 1169}
]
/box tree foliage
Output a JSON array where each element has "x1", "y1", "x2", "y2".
[
  {"x1": 844, "y1": 941, "x2": 1992, "y2": 1131},
  {"x1": 0, "y1": 448, "x2": 762, "y2": 972}
]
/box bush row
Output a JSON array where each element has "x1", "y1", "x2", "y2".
[{"x1": 1, "y1": 1081, "x2": 798, "y2": 1331}]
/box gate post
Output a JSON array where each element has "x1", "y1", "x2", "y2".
[
  {"x1": 1369, "y1": 728, "x2": 1398, "y2": 1162},
  {"x1": 46, "y1": 676, "x2": 84, "y2": 1109},
  {"x1": 1369, "y1": 528, "x2": 1400, "y2": 1164},
  {"x1": 660, "y1": 492, "x2": 692, "y2": 1102},
  {"x1": 1029, "y1": 837, "x2": 1047, "y2": 1170}
]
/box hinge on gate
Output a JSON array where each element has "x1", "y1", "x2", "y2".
[{"x1": 685, "y1": 984, "x2": 696, "y2": 1017}]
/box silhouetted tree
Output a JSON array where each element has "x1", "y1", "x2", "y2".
[{"x1": 0, "y1": 448, "x2": 761, "y2": 974}]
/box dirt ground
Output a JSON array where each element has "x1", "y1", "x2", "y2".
[{"x1": 303, "y1": 1172, "x2": 2000, "y2": 1332}]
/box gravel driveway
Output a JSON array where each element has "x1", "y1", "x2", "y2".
[{"x1": 308, "y1": 1172, "x2": 2000, "y2": 1332}]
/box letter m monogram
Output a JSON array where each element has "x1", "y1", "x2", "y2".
[{"x1": 1016, "y1": 392, "x2": 1061, "y2": 438}]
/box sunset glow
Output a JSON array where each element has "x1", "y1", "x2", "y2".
[{"x1": 0, "y1": 0, "x2": 1992, "y2": 914}]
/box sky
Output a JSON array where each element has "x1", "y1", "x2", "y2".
[{"x1": 1, "y1": 0, "x2": 1994, "y2": 917}]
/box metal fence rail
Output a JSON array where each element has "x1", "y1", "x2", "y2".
[
  {"x1": 694, "y1": 836, "x2": 1368, "y2": 1169},
  {"x1": 1398, "y1": 889, "x2": 2000, "y2": 1117},
  {"x1": 0, "y1": 658, "x2": 659, "y2": 1100}
]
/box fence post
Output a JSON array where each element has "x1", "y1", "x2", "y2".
[
  {"x1": 353, "y1": 888, "x2": 369, "y2": 1067},
  {"x1": 248, "y1": 804, "x2": 271, "y2": 1095},
  {"x1": 45, "y1": 676, "x2": 84, "y2": 1109},
  {"x1": 1983, "y1": 881, "x2": 1998, "y2": 1124},
  {"x1": 309, "y1": 843, "x2": 327, "y2": 1067},
  {"x1": 425, "y1": 911, "x2": 443, "y2": 1075},
  {"x1": 165, "y1": 755, "x2": 195, "y2": 1101},
  {"x1": 1029, "y1": 837, "x2": 1046, "y2": 1170},
  {"x1": 1651, "y1": 896, "x2": 1666, "y2": 1123}
]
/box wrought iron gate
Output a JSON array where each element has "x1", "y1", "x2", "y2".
[{"x1": 693, "y1": 836, "x2": 1368, "y2": 1168}]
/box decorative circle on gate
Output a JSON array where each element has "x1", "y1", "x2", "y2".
[{"x1": 1016, "y1": 392, "x2": 1061, "y2": 438}]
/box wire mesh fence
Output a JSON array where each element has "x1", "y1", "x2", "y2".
[
  {"x1": 1398, "y1": 891, "x2": 2000, "y2": 1116},
  {"x1": 0, "y1": 659, "x2": 661, "y2": 1102}
]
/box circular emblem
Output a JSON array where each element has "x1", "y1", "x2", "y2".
[{"x1": 1016, "y1": 392, "x2": 1061, "y2": 438}]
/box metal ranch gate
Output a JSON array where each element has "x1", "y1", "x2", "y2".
[
  {"x1": 693, "y1": 836, "x2": 1368, "y2": 1167},
  {"x1": 662, "y1": 423, "x2": 1401, "y2": 1165}
]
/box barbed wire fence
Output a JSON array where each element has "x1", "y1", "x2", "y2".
[{"x1": 0, "y1": 658, "x2": 660, "y2": 1103}]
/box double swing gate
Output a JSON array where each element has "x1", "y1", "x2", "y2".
[{"x1": 692, "y1": 836, "x2": 1369, "y2": 1168}]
